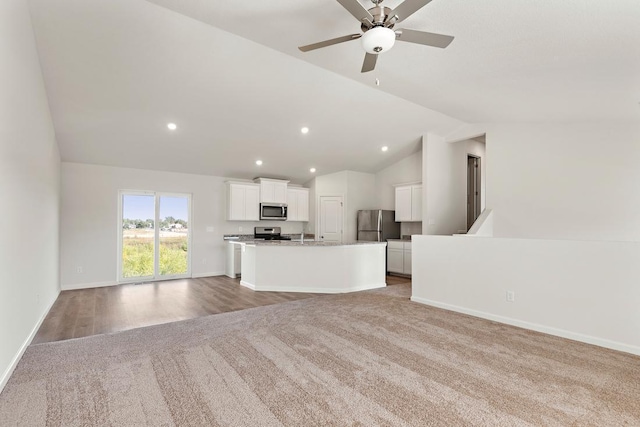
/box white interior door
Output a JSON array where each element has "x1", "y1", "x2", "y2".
[{"x1": 319, "y1": 196, "x2": 343, "y2": 243}]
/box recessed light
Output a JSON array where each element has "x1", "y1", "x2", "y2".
[
  {"x1": 381, "y1": 146, "x2": 389, "y2": 152},
  {"x1": 310, "y1": 168, "x2": 316, "y2": 173},
  {"x1": 167, "y1": 123, "x2": 177, "y2": 130},
  {"x1": 301, "y1": 127, "x2": 310, "y2": 134},
  {"x1": 255, "y1": 160, "x2": 263, "y2": 166}
]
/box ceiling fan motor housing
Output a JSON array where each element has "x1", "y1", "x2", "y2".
[{"x1": 361, "y1": 6, "x2": 394, "y2": 31}]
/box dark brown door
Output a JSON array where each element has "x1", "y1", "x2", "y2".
[{"x1": 467, "y1": 155, "x2": 481, "y2": 231}]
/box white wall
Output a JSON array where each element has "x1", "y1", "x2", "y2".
[
  {"x1": 412, "y1": 235, "x2": 640, "y2": 355},
  {"x1": 487, "y1": 124, "x2": 640, "y2": 241},
  {"x1": 0, "y1": 0, "x2": 60, "y2": 391},
  {"x1": 374, "y1": 151, "x2": 422, "y2": 210},
  {"x1": 305, "y1": 177, "x2": 317, "y2": 234},
  {"x1": 345, "y1": 171, "x2": 376, "y2": 243},
  {"x1": 422, "y1": 133, "x2": 486, "y2": 235},
  {"x1": 60, "y1": 163, "x2": 308, "y2": 289}
]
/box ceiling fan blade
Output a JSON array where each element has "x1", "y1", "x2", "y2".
[
  {"x1": 298, "y1": 34, "x2": 361, "y2": 52},
  {"x1": 361, "y1": 53, "x2": 377, "y2": 73},
  {"x1": 336, "y1": 0, "x2": 374, "y2": 23},
  {"x1": 395, "y1": 29, "x2": 454, "y2": 48},
  {"x1": 387, "y1": 0, "x2": 433, "y2": 24}
]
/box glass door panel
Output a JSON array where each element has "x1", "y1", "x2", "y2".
[
  {"x1": 158, "y1": 195, "x2": 190, "y2": 277},
  {"x1": 121, "y1": 194, "x2": 155, "y2": 280}
]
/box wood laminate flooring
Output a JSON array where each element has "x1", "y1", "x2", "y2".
[{"x1": 34, "y1": 275, "x2": 411, "y2": 344}]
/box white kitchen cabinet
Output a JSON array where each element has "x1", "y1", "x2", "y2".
[
  {"x1": 411, "y1": 185, "x2": 422, "y2": 222},
  {"x1": 226, "y1": 181, "x2": 260, "y2": 221},
  {"x1": 387, "y1": 241, "x2": 412, "y2": 275},
  {"x1": 255, "y1": 178, "x2": 289, "y2": 204},
  {"x1": 225, "y1": 241, "x2": 242, "y2": 278},
  {"x1": 395, "y1": 183, "x2": 422, "y2": 222},
  {"x1": 287, "y1": 187, "x2": 310, "y2": 222},
  {"x1": 387, "y1": 248, "x2": 404, "y2": 273},
  {"x1": 403, "y1": 242, "x2": 412, "y2": 274}
]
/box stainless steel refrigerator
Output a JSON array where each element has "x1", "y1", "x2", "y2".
[{"x1": 357, "y1": 210, "x2": 401, "y2": 242}]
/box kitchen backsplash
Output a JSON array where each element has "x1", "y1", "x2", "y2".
[{"x1": 401, "y1": 222, "x2": 422, "y2": 237}]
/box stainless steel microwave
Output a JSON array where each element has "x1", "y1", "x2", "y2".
[{"x1": 260, "y1": 203, "x2": 288, "y2": 221}]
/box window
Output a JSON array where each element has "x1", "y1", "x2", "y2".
[{"x1": 118, "y1": 191, "x2": 191, "y2": 282}]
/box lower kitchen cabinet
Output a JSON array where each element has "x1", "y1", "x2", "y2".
[
  {"x1": 225, "y1": 242, "x2": 242, "y2": 278},
  {"x1": 387, "y1": 241, "x2": 412, "y2": 275}
]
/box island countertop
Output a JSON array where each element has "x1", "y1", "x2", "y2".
[{"x1": 230, "y1": 240, "x2": 386, "y2": 247}]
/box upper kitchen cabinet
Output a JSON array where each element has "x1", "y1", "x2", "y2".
[
  {"x1": 227, "y1": 181, "x2": 260, "y2": 221},
  {"x1": 255, "y1": 178, "x2": 289, "y2": 204},
  {"x1": 287, "y1": 187, "x2": 310, "y2": 222},
  {"x1": 395, "y1": 183, "x2": 422, "y2": 222}
]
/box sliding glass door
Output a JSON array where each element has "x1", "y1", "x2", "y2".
[{"x1": 119, "y1": 191, "x2": 191, "y2": 282}]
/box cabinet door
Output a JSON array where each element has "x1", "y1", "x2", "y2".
[
  {"x1": 297, "y1": 190, "x2": 309, "y2": 222},
  {"x1": 411, "y1": 185, "x2": 422, "y2": 221},
  {"x1": 387, "y1": 248, "x2": 404, "y2": 273},
  {"x1": 228, "y1": 185, "x2": 246, "y2": 221},
  {"x1": 234, "y1": 247, "x2": 241, "y2": 276},
  {"x1": 286, "y1": 189, "x2": 298, "y2": 221},
  {"x1": 395, "y1": 186, "x2": 412, "y2": 222},
  {"x1": 274, "y1": 182, "x2": 288, "y2": 204},
  {"x1": 244, "y1": 185, "x2": 260, "y2": 221},
  {"x1": 260, "y1": 181, "x2": 274, "y2": 203},
  {"x1": 403, "y1": 248, "x2": 412, "y2": 275}
]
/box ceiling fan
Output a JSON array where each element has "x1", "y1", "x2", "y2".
[{"x1": 298, "y1": 0, "x2": 454, "y2": 73}]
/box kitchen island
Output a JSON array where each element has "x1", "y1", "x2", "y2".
[{"x1": 231, "y1": 240, "x2": 387, "y2": 293}]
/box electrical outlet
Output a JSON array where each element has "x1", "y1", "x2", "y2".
[
  {"x1": 206, "y1": 226, "x2": 214, "y2": 232},
  {"x1": 76, "y1": 266, "x2": 83, "y2": 274},
  {"x1": 239, "y1": 226, "x2": 243, "y2": 232},
  {"x1": 202, "y1": 258, "x2": 207, "y2": 265},
  {"x1": 428, "y1": 219, "x2": 435, "y2": 225},
  {"x1": 506, "y1": 291, "x2": 515, "y2": 302}
]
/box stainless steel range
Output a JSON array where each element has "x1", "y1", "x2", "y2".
[{"x1": 254, "y1": 226, "x2": 292, "y2": 241}]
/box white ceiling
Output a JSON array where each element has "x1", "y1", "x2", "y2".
[{"x1": 28, "y1": 0, "x2": 640, "y2": 183}]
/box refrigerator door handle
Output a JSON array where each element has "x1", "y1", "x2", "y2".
[{"x1": 378, "y1": 210, "x2": 382, "y2": 241}]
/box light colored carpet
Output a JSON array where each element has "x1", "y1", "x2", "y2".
[{"x1": 1, "y1": 284, "x2": 639, "y2": 426}]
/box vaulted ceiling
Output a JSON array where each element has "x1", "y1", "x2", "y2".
[{"x1": 28, "y1": 0, "x2": 640, "y2": 183}]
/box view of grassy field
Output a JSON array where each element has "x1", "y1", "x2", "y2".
[{"x1": 122, "y1": 229, "x2": 188, "y2": 278}]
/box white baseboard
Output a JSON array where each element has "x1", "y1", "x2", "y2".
[
  {"x1": 240, "y1": 280, "x2": 385, "y2": 294},
  {"x1": 410, "y1": 296, "x2": 640, "y2": 357},
  {"x1": 62, "y1": 272, "x2": 227, "y2": 291},
  {"x1": 192, "y1": 271, "x2": 225, "y2": 278},
  {"x1": 240, "y1": 280, "x2": 255, "y2": 290},
  {"x1": 0, "y1": 290, "x2": 59, "y2": 394},
  {"x1": 61, "y1": 281, "x2": 115, "y2": 291}
]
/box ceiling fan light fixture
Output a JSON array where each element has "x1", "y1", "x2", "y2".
[{"x1": 361, "y1": 26, "x2": 395, "y2": 54}]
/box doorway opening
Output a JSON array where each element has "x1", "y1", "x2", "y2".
[
  {"x1": 118, "y1": 191, "x2": 192, "y2": 283},
  {"x1": 467, "y1": 155, "x2": 481, "y2": 231}
]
